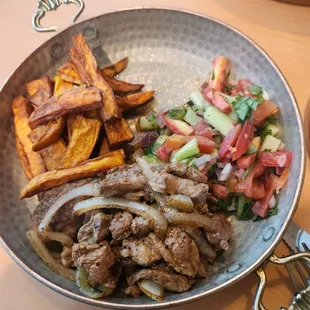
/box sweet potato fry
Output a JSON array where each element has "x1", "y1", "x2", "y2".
[
  {"x1": 39, "y1": 140, "x2": 67, "y2": 171},
  {"x1": 99, "y1": 137, "x2": 111, "y2": 156},
  {"x1": 116, "y1": 91, "x2": 155, "y2": 111},
  {"x1": 102, "y1": 57, "x2": 129, "y2": 77},
  {"x1": 53, "y1": 75, "x2": 74, "y2": 96},
  {"x1": 61, "y1": 115, "x2": 102, "y2": 168},
  {"x1": 58, "y1": 61, "x2": 82, "y2": 85},
  {"x1": 13, "y1": 96, "x2": 46, "y2": 177},
  {"x1": 28, "y1": 87, "x2": 102, "y2": 129},
  {"x1": 20, "y1": 150, "x2": 125, "y2": 199},
  {"x1": 104, "y1": 117, "x2": 134, "y2": 148},
  {"x1": 26, "y1": 76, "x2": 53, "y2": 107},
  {"x1": 70, "y1": 34, "x2": 121, "y2": 121},
  {"x1": 29, "y1": 118, "x2": 65, "y2": 152},
  {"x1": 101, "y1": 74, "x2": 144, "y2": 94},
  {"x1": 15, "y1": 137, "x2": 33, "y2": 180}
]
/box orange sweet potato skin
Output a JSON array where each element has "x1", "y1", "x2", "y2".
[
  {"x1": 26, "y1": 76, "x2": 53, "y2": 107},
  {"x1": 102, "y1": 57, "x2": 129, "y2": 77},
  {"x1": 61, "y1": 115, "x2": 102, "y2": 168},
  {"x1": 57, "y1": 62, "x2": 82, "y2": 85},
  {"x1": 104, "y1": 117, "x2": 134, "y2": 148},
  {"x1": 12, "y1": 96, "x2": 46, "y2": 177},
  {"x1": 116, "y1": 91, "x2": 155, "y2": 111},
  {"x1": 15, "y1": 137, "x2": 33, "y2": 180},
  {"x1": 28, "y1": 87, "x2": 102, "y2": 129},
  {"x1": 70, "y1": 34, "x2": 121, "y2": 121},
  {"x1": 20, "y1": 150, "x2": 125, "y2": 199}
]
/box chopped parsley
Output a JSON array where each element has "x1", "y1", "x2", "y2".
[
  {"x1": 166, "y1": 108, "x2": 186, "y2": 120},
  {"x1": 224, "y1": 84, "x2": 233, "y2": 94},
  {"x1": 146, "y1": 113, "x2": 157, "y2": 123},
  {"x1": 248, "y1": 85, "x2": 262, "y2": 96},
  {"x1": 225, "y1": 69, "x2": 231, "y2": 80},
  {"x1": 211, "y1": 71, "x2": 215, "y2": 80},
  {"x1": 261, "y1": 129, "x2": 272, "y2": 142},
  {"x1": 232, "y1": 96, "x2": 261, "y2": 121},
  {"x1": 268, "y1": 205, "x2": 278, "y2": 217}
]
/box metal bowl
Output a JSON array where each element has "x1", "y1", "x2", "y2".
[{"x1": 0, "y1": 8, "x2": 305, "y2": 309}]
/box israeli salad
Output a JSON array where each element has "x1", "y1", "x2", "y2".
[{"x1": 138, "y1": 56, "x2": 292, "y2": 220}]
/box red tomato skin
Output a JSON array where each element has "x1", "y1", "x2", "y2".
[
  {"x1": 232, "y1": 121, "x2": 255, "y2": 161},
  {"x1": 218, "y1": 124, "x2": 242, "y2": 158},
  {"x1": 211, "y1": 184, "x2": 228, "y2": 199},
  {"x1": 252, "y1": 100, "x2": 279, "y2": 126},
  {"x1": 155, "y1": 143, "x2": 172, "y2": 162},
  {"x1": 194, "y1": 120, "x2": 213, "y2": 139},
  {"x1": 258, "y1": 151, "x2": 292, "y2": 168},
  {"x1": 236, "y1": 153, "x2": 256, "y2": 169}
]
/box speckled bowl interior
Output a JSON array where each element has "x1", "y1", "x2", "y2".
[{"x1": 0, "y1": 8, "x2": 304, "y2": 309}]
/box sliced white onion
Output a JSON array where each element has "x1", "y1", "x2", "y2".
[
  {"x1": 73, "y1": 197, "x2": 168, "y2": 238},
  {"x1": 262, "y1": 89, "x2": 270, "y2": 101},
  {"x1": 27, "y1": 230, "x2": 75, "y2": 281},
  {"x1": 268, "y1": 195, "x2": 277, "y2": 209},
  {"x1": 218, "y1": 163, "x2": 234, "y2": 182},
  {"x1": 138, "y1": 280, "x2": 164, "y2": 301},
  {"x1": 38, "y1": 182, "x2": 101, "y2": 232},
  {"x1": 217, "y1": 162, "x2": 226, "y2": 169},
  {"x1": 194, "y1": 155, "x2": 211, "y2": 167}
]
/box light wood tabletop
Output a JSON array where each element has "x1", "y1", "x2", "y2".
[{"x1": 1, "y1": 0, "x2": 310, "y2": 309}]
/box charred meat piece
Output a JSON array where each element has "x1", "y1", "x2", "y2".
[
  {"x1": 72, "y1": 241, "x2": 115, "y2": 286},
  {"x1": 78, "y1": 213, "x2": 113, "y2": 243},
  {"x1": 123, "y1": 191, "x2": 146, "y2": 202},
  {"x1": 61, "y1": 246, "x2": 73, "y2": 267},
  {"x1": 109, "y1": 212, "x2": 133, "y2": 243},
  {"x1": 206, "y1": 213, "x2": 232, "y2": 251},
  {"x1": 127, "y1": 269, "x2": 195, "y2": 293},
  {"x1": 164, "y1": 227, "x2": 200, "y2": 277},
  {"x1": 26, "y1": 76, "x2": 53, "y2": 107},
  {"x1": 71, "y1": 34, "x2": 121, "y2": 121},
  {"x1": 124, "y1": 284, "x2": 142, "y2": 297},
  {"x1": 131, "y1": 216, "x2": 152, "y2": 237},
  {"x1": 181, "y1": 227, "x2": 216, "y2": 263},
  {"x1": 167, "y1": 162, "x2": 208, "y2": 184},
  {"x1": 28, "y1": 87, "x2": 102, "y2": 129},
  {"x1": 121, "y1": 235, "x2": 161, "y2": 266},
  {"x1": 99, "y1": 164, "x2": 146, "y2": 195}
]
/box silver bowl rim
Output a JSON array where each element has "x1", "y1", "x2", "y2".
[{"x1": 0, "y1": 6, "x2": 306, "y2": 309}]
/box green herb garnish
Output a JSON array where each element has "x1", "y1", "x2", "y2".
[
  {"x1": 232, "y1": 96, "x2": 261, "y2": 121},
  {"x1": 268, "y1": 205, "x2": 278, "y2": 217},
  {"x1": 211, "y1": 71, "x2": 215, "y2": 81},
  {"x1": 166, "y1": 108, "x2": 186, "y2": 120}
]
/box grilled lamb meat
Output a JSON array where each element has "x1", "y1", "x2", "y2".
[
  {"x1": 72, "y1": 241, "x2": 115, "y2": 286},
  {"x1": 99, "y1": 164, "x2": 146, "y2": 195},
  {"x1": 167, "y1": 162, "x2": 208, "y2": 184},
  {"x1": 131, "y1": 216, "x2": 152, "y2": 237},
  {"x1": 164, "y1": 227, "x2": 200, "y2": 277},
  {"x1": 78, "y1": 213, "x2": 112, "y2": 243},
  {"x1": 109, "y1": 212, "x2": 133, "y2": 243},
  {"x1": 124, "y1": 284, "x2": 142, "y2": 297},
  {"x1": 121, "y1": 235, "x2": 162, "y2": 266},
  {"x1": 181, "y1": 227, "x2": 216, "y2": 262},
  {"x1": 127, "y1": 269, "x2": 195, "y2": 293},
  {"x1": 61, "y1": 246, "x2": 73, "y2": 267}
]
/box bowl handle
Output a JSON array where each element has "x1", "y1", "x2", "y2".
[
  {"x1": 32, "y1": 0, "x2": 85, "y2": 33},
  {"x1": 253, "y1": 252, "x2": 310, "y2": 310}
]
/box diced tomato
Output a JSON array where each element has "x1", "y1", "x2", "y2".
[
  {"x1": 165, "y1": 135, "x2": 215, "y2": 154},
  {"x1": 258, "y1": 151, "x2": 293, "y2": 168},
  {"x1": 211, "y1": 184, "x2": 228, "y2": 199},
  {"x1": 194, "y1": 120, "x2": 213, "y2": 139},
  {"x1": 232, "y1": 121, "x2": 255, "y2": 161},
  {"x1": 236, "y1": 153, "x2": 256, "y2": 169},
  {"x1": 252, "y1": 174, "x2": 279, "y2": 218},
  {"x1": 251, "y1": 180, "x2": 265, "y2": 199},
  {"x1": 252, "y1": 100, "x2": 279, "y2": 126},
  {"x1": 212, "y1": 93, "x2": 232, "y2": 113},
  {"x1": 208, "y1": 56, "x2": 230, "y2": 92},
  {"x1": 237, "y1": 79, "x2": 252, "y2": 92},
  {"x1": 163, "y1": 115, "x2": 194, "y2": 136},
  {"x1": 155, "y1": 142, "x2": 172, "y2": 162},
  {"x1": 230, "y1": 85, "x2": 241, "y2": 96},
  {"x1": 235, "y1": 163, "x2": 265, "y2": 198},
  {"x1": 276, "y1": 168, "x2": 289, "y2": 194},
  {"x1": 218, "y1": 124, "x2": 242, "y2": 158}
]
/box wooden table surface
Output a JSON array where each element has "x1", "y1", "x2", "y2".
[{"x1": 1, "y1": 0, "x2": 310, "y2": 309}]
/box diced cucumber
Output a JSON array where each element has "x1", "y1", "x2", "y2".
[
  {"x1": 173, "y1": 138, "x2": 200, "y2": 161},
  {"x1": 189, "y1": 91, "x2": 210, "y2": 110},
  {"x1": 155, "y1": 135, "x2": 168, "y2": 146},
  {"x1": 266, "y1": 124, "x2": 280, "y2": 136},
  {"x1": 237, "y1": 195, "x2": 252, "y2": 219},
  {"x1": 204, "y1": 106, "x2": 234, "y2": 136},
  {"x1": 228, "y1": 108, "x2": 239, "y2": 124},
  {"x1": 143, "y1": 154, "x2": 162, "y2": 164},
  {"x1": 260, "y1": 135, "x2": 282, "y2": 152},
  {"x1": 188, "y1": 157, "x2": 197, "y2": 167},
  {"x1": 183, "y1": 109, "x2": 201, "y2": 126},
  {"x1": 183, "y1": 101, "x2": 199, "y2": 112},
  {"x1": 246, "y1": 137, "x2": 261, "y2": 155},
  {"x1": 166, "y1": 109, "x2": 186, "y2": 120},
  {"x1": 160, "y1": 127, "x2": 173, "y2": 136},
  {"x1": 139, "y1": 115, "x2": 159, "y2": 131}
]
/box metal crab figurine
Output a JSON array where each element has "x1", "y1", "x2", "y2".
[{"x1": 32, "y1": 0, "x2": 85, "y2": 32}]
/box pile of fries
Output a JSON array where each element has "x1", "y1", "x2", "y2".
[{"x1": 13, "y1": 34, "x2": 155, "y2": 199}]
